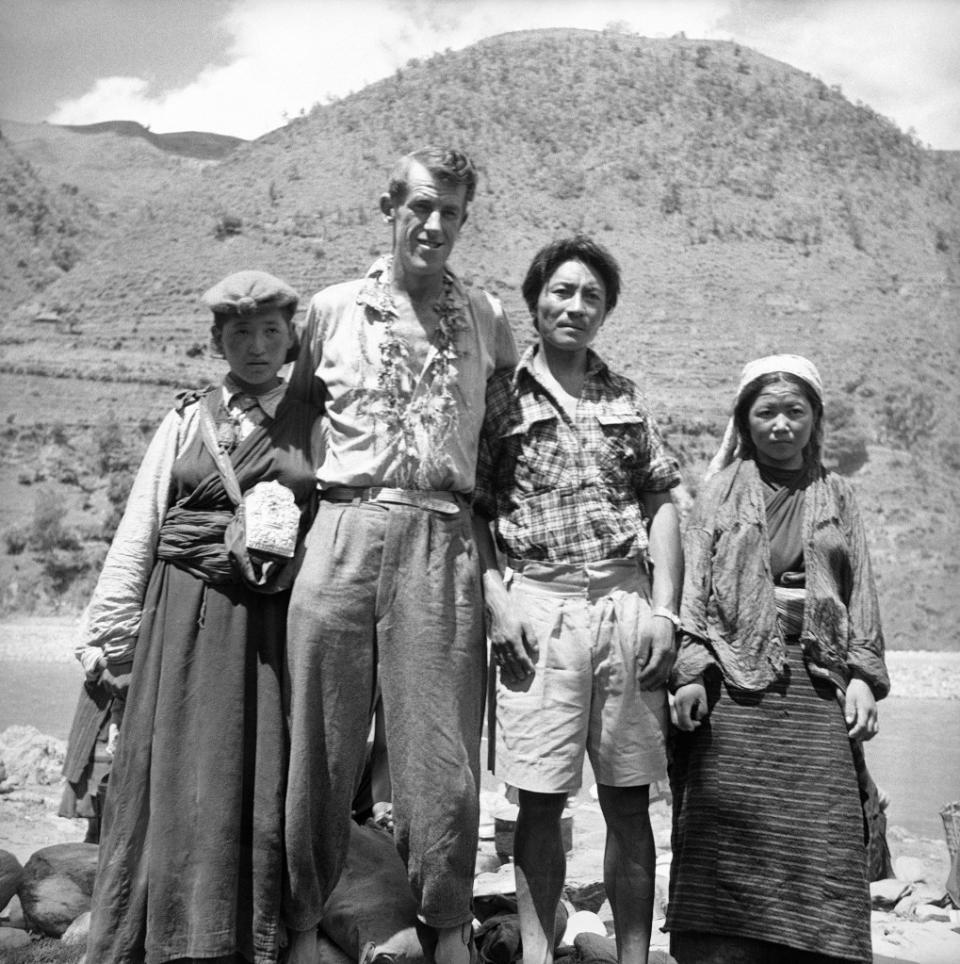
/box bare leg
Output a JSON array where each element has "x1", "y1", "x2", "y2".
[
  {"x1": 514, "y1": 790, "x2": 567, "y2": 964},
  {"x1": 435, "y1": 921, "x2": 473, "y2": 964},
  {"x1": 596, "y1": 784, "x2": 654, "y2": 964}
]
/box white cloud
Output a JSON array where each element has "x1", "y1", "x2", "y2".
[{"x1": 44, "y1": 0, "x2": 960, "y2": 148}]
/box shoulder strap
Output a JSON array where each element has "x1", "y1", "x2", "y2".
[{"x1": 196, "y1": 392, "x2": 243, "y2": 507}]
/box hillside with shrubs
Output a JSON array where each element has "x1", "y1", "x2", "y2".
[{"x1": 0, "y1": 27, "x2": 958, "y2": 648}]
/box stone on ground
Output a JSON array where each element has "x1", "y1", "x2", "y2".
[
  {"x1": 18, "y1": 841, "x2": 98, "y2": 937},
  {"x1": 0, "y1": 849, "x2": 24, "y2": 911}
]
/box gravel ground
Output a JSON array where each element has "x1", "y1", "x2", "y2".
[{"x1": 1, "y1": 616, "x2": 958, "y2": 698}]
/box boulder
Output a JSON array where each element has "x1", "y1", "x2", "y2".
[
  {"x1": 564, "y1": 879, "x2": 606, "y2": 913},
  {"x1": 0, "y1": 926, "x2": 33, "y2": 952},
  {"x1": 2, "y1": 894, "x2": 26, "y2": 928},
  {"x1": 18, "y1": 842, "x2": 99, "y2": 937},
  {"x1": 870, "y1": 877, "x2": 911, "y2": 909},
  {"x1": 61, "y1": 909, "x2": 91, "y2": 946},
  {"x1": 0, "y1": 850, "x2": 24, "y2": 911},
  {"x1": 0, "y1": 726, "x2": 65, "y2": 787},
  {"x1": 893, "y1": 855, "x2": 930, "y2": 884},
  {"x1": 475, "y1": 850, "x2": 501, "y2": 876},
  {"x1": 562, "y1": 909, "x2": 607, "y2": 944}
]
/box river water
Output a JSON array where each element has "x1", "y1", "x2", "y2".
[{"x1": 1, "y1": 660, "x2": 958, "y2": 842}]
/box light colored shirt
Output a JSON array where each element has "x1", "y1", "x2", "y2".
[
  {"x1": 223, "y1": 375, "x2": 287, "y2": 439},
  {"x1": 290, "y1": 257, "x2": 518, "y2": 493}
]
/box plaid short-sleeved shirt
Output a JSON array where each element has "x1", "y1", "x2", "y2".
[{"x1": 474, "y1": 346, "x2": 681, "y2": 564}]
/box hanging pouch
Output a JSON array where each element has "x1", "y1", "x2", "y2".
[{"x1": 198, "y1": 393, "x2": 301, "y2": 593}]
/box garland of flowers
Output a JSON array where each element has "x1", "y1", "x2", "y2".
[{"x1": 360, "y1": 266, "x2": 468, "y2": 487}]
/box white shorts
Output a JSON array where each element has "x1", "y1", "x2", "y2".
[{"x1": 495, "y1": 558, "x2": 668, "y2": 794}]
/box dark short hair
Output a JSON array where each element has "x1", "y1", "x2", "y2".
[
  {"x1": 521, "y1": 235, "x2": 621, "y2": 320},
  {"x1": 387, "y1": 146, "x2": 478, "y2": 205},
  {"x1": 734, "y1": 372, "x2": 824, "y2": 468}
]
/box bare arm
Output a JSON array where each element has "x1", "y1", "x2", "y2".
[
  {"x1": 471, "y1": 512, "x2": 537, "y2": 688},
  {"x1": 637, "y1": 490, "x2": 682, "y2": 689}
]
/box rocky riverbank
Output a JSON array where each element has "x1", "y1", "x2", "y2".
[
  {"x1": 1, "y1": 722, "x2": 959, "y2": 963},
  {"x1": 2, "y1": 619, "x2": 959, "y2": 962}
]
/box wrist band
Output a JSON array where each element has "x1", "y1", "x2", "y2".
[{"x1": 651, "y1": 607, "x2": 681, "y2": 630}]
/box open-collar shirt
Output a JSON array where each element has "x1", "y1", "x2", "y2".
[
  {"x1": 290, "y1": 257, "x2": 517, "y2": 493},
  {"x1": 474, "y1": 345, "x2": 681, "y2": 564}
]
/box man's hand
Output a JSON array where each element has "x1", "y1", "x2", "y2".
[
  {"x1": 845, "y1": 677, "x2": 879, "y2": 741},
  {"x1": 637, "y1": 614, "x2": 676, "y2": 690},
  {"x1": 673, "y1": 680, "x2": 708, "y2": 731},
  {"x1": 486, "y1": 594, "x2": 537, "y2": 690},
  {"x1": 100, "y1": 660, "x2": 133, "y2": 699}
]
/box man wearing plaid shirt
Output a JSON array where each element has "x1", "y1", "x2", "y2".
[{"x1": 474, "y1": 236, "x2": 682, "y2": 964}]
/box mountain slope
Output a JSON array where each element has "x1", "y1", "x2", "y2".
[{"x1": 1, "y1": 28, "x2": 958, "y2": 645}]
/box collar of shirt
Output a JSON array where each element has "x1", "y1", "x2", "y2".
[
  {"x1": 513, "y1": 343, "x2": 610, "y2": 400},
  {"x1": 222, "y1": 374, "x2": 286, "y2": 418},
  {"x1": 355, "y1": 255, "x2": 466, "y2": 320}
]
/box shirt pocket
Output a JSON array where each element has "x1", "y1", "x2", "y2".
[
  {"x1": 497, "y1": 412, "x2": 566, "y2": 492},
  {"x1": 595, "y1": 412, "x2": 646, "y2": 482}
]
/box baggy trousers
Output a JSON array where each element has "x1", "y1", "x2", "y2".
[{"x1": 284, "y1": 498, "x2": 485, "y2": 930}]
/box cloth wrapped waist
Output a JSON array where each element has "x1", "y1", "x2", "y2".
[
  {"x1": 156, "y1": 504, "x2": 237, "y2": 584},
  {"x1": 321, "y1": 486, "x2": 463, "y2": 515}
]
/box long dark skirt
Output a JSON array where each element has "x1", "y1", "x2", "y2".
[
  {"x1": 666, "y1": 644, "x2": 871, "y2": 964},
  {"x1": 86, "y1": 560, "x2": 288, "y2": 964}
]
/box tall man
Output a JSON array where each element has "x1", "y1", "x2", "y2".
[
  {"x1": 284, "y1": 147, "x2": 517, "y2": 964},
  {"x1": 474, "y1": 236, "x2": 682, "y2": 964}
]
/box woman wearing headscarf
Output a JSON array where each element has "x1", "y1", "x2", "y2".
[
  {"x1": 665, "y1": 355, "x2": 888, "y2": 964},
  {"x1": 82, "y1": 271, "x2": 321, "y2": 964}
]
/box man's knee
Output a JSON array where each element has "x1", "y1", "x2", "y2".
[
  {"x1": 517, "y1": 789, "x2": 568, "y2": 825},
  {"x1": 596, "y1": 783, "x2": 651, "y2": 825}
]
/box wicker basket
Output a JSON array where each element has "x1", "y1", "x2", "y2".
[{"x1": 940, "y1": 801, "x2": 960, "y2": 860}]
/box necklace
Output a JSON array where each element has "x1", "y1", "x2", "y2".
[{"x1": 358, "y1": 260, "x2": 468, "y2": 487}]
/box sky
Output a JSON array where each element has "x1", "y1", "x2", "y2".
[{"x1": 1, "y1": 0, "x2": 959, "y2": 149}]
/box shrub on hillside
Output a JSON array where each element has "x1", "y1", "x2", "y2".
[
  {"x1": 95, "y1": 413, "x2": 132, "y2": 474},
  {"x1": 4, "y1": 526, "x2": 28, "y2": 555},
  {"x1": 102, "y1": 469, "x2": 135, "y2": 540},
  {"x1": 881, "y1": 386, "x2": 936, "y2": 451},
  {"x1": 29, "y1": 488, "x2": 80, "y2": 554},
  {"x1": 214, "y1": 214, "x2": 243, "y2": 239},
  {"x1": 823, "y1": 396, "x2": 870, "y2": 475}
]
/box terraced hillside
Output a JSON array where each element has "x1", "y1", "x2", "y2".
[{"x1": 1, "y1": 28, "x2": 958, "y2": 648}]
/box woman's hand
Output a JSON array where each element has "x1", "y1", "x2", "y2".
[
  {"x1": 845, "y1": 677, "x2": 879, "y2": 741},
  {"x1": 101, "y1": 660, "x2": 133, "y2": 699},
  {"x1": 673, "y1": 680, "x2": 709, "y2": 731}
]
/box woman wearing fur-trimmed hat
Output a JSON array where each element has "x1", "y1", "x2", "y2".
[
  {"x1": 665, "y1": 355, "x2": 889, "y2": 964},
  {"x1": 81, "y1": 270, "x2": 322, "y2": 964}
]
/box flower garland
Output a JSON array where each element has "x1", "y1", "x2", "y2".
[{"x1": 359, "y1": 262, "x2": 469, "y2": 487}]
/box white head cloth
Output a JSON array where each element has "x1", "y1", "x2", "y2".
[{"x1": 704, "y1": 354, "x2": 823, "y2": 482}]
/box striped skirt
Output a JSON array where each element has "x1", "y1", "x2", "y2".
[{"x1": 665, "y1": 643, "x2": 871, "y2": 963}]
